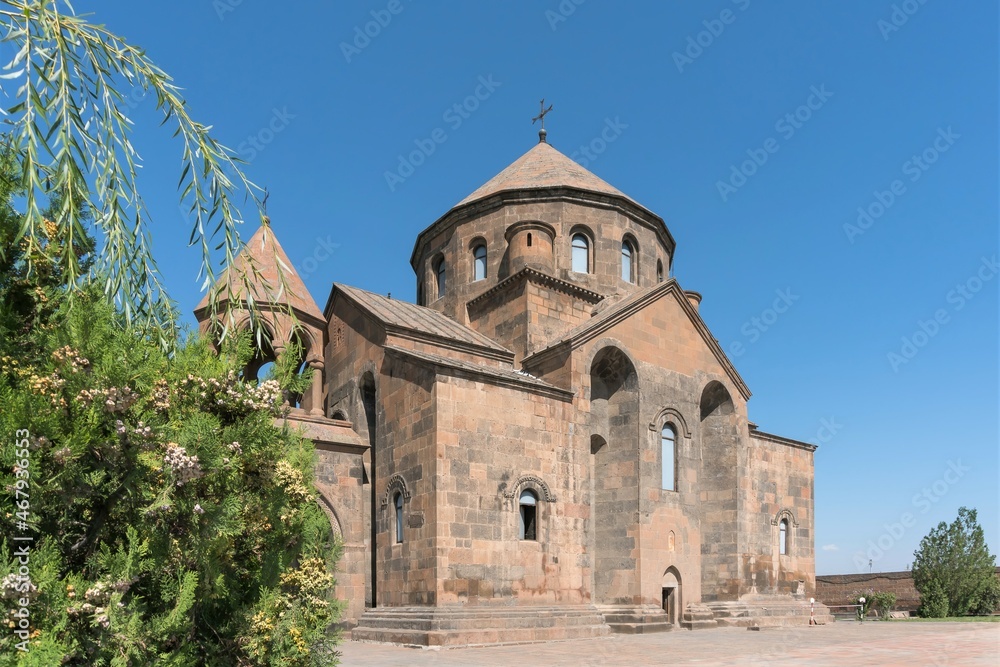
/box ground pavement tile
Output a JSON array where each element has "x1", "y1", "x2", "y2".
[{"x1": 338, "y1": 621, "x2": 1000, "y2": 667}]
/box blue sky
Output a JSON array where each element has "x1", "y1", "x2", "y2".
[{"x1": 72, "y1": 1, "x2": 996, "y2": 575}]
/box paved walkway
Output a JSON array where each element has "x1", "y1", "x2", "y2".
[{"x1": 339, "y1": 621, "x2": 1000, "y2": 666}]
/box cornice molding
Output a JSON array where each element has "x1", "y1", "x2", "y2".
[
  {"x1": 749, "y1": 427, "x2": 818, "y2": 452},
  {"x1": 466, "y1": 266, "x2": 604, "y2": 314},
  {"x1": 383, "y1": 346, "x2": 574, "y2": 401},
  {"x1": 411, "y1": 185, "x2": 675, "y2": 269}
]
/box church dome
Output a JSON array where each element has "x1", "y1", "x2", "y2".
[
  {"x1": 455, "y1": 141, "x2": 641, "y2": 209},
  {"x1": 410, "y1": 136, "x2": 676, "y2": 323}
]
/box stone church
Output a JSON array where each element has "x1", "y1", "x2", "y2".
[{"x1": 196, "y1": 128, "x2": 827, "y2": 646}]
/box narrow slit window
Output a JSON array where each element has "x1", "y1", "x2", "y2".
[
  {"x1": 656, "y1": 259, "x2": 664, "y2": 283},
  {"x1": 779, "y1": 519, "x2": 788, "y2": 555},
  {"x1": 394, "y1": 492, "x2": 404, "y2": 544},
  {"x1": 661, "y1": 423, "x2": 676, "y2": 491},
  {"x1": 621, "y1": 240, "x2": 635, "y2": 283},
  {"x1": 435, "y1": 258, "x2": 446, "y2": 299},
  {"x1": 519, "y1": 489, "x2": 538, "y2": 541}
]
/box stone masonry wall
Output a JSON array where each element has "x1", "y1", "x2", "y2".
[
  {"x1": 816, "y1": 572, "x2": 921, "y2": 611},
  {"x1": 816, "y1": 568, "x2": 1000, "y2": 613},
  {"x1": 376, "y1": 353, "x2": 437, "y2": 606},
  {"x1": 741, "y1": 434, "x2": 816, "y2": 598},
  {"x1": 561, "y1": 288, "x2": 750, "y2": 607},
  {"x1": 432, "y1": 373, "x2": 586, "y2": 606},
  {"x1": 314, "y1": 449, "x2": 366, "y2": 624}
]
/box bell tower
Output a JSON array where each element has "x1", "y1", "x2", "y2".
[{"x1": 194, "y1": 216, "x2": 328, "y2": 416}]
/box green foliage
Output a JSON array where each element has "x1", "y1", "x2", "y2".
[
  {"x1": 913, "y1": 507, "x2": 997, "y2": 617},
  {"x1": 970, "y1": 576, "x2": 1000, "y2": 617},
  {"x1": 0, "y1": 2, "x2": 291, "y2": 347},
  {"x1": 0, "y1": 144, "x2": 95, "y2": 362},
  {"x1": 868, "y1": 591, "x2": 897, "y2": 620},
  {"x1": 918, "y1": 579, "x2": 950, "y2": 618},
  {"x1": 0, "y1": 294, "x2": 342, "y2": 665}
]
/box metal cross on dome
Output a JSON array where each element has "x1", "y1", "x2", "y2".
[{"x1": 532, "y1": 99, "x2": 553, "y2": 143}]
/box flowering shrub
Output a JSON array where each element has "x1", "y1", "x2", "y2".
[
  {"x1": 0, "y1": 296, "x2": 342, "y2": 665},
  {"x1": 868, "y1": 591, "x2": 897, "y2": 620}
]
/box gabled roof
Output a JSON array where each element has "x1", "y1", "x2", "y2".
[
  {"x1": 456, "y1": 141, "x2": 638, "y2": 208},
  {"x1": 195, "y1": 222, "x2": 324, "y2": 322},
  {"x1": 522, "y1": 278, "x2": 752, "y2": 401},
  {"x1": 384, "y1": 346, "x2": 572, "y2": 401},
  {"x1": 332, "y1": 284, "x2": 513, "y2": 361}
]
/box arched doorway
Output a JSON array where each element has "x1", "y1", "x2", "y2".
[{"x1": 662, "y1": 567, "x2": 682, "y2": 626}]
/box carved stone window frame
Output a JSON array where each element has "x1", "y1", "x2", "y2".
[
  {"x1": 501, "y1": 474, "x2": 556, "y2": 504},
  {"x1": 380, "y1": 473, "x2": 411, "y2": 510}
]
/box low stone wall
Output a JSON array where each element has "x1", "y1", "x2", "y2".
[
  {"x1": 817, "y1": 568, "x2": 1000, "y2": 613},
  {"x1": 816, "y1": 572, "x2": 920, "y2": 612}
]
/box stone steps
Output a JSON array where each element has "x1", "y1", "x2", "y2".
[
  {"x1": 682, "y1": 603, "x2": 719, "y2": 630},
  {"x1": 351, "y1": 605, "x2": 611, "y2": 646},
  {"x1": 596, "y1": 605, "x2": 673, "y2": 634},
  {"x1": 705, "y1": 599, "x2": 835, "y2": 628}
]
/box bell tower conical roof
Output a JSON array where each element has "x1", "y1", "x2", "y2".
[{"x1": 194, "y1": 220, "x2": 324, "y2": 323}]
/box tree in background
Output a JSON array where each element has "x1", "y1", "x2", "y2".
[{"x1": 912, "y1": 507, "x2": 998, "y2": 617}]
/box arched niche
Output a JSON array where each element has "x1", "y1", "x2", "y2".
[{"x1": 700, "y1": 380, "x2": 734, "y2": 420}]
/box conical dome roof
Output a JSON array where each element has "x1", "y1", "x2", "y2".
[
  {"x1": 456, "y1": 141, "x2": 639, "y2": 208},
  {"x1": 194, "y1": 221, "x2": 324, "y2": 322}
]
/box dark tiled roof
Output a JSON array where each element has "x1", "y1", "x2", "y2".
[
  {"x1": 457, "y1": 141, "x2": 639, "y2": 207},
  {"x1": 335, "y1": 284, "x2": 512, "y2": 357}
]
